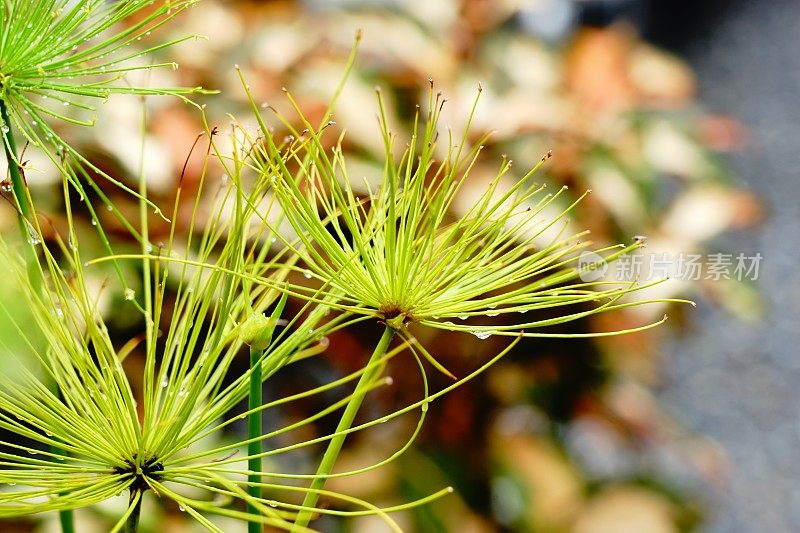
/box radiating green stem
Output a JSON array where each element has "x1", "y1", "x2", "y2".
[
  {"x1": 124, "y1": 490, "x2": 143, "y2": 533},
  {"x1": 248, "y1": 347, "x2": 263, "y2": 533},
  {"x1": 292, "y1": 326, "x2": 396, "y2": 530},
  {"x1": 1, "y1": 98, "x2": 74, "y2": 533}
]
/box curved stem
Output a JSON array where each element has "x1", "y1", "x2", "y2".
[
  {"x1": 1, "y1": 98, "x2": 73, "y2": 532},
  {"x1": 248, "y1": 348, "x2": 263, "y2": 533},
  {"x1": 292, "y1": 326, "x2": 395, "y2": 530}
]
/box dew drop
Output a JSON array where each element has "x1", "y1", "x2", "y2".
[
  {"x1": 1, "y1": 180, "x2": 13, "y2": 193},
  {"x1": 486, "y1": 312, "x2": 499, "y2": 317},
  {"x1": 470, "y1": 330, "x2": 493, "y2": 340},
  {"x1": 160, "y1": 378, "x2": 168, "y2": 388},
  {"x1": 303, "y1": 269, "x2": 313, "y2": 279},
  {"x1": 25, "y1": 222, "x2": 41, "y2": 245},
  {"x1": 178, "y1": 504, "x2": 185, "y2": 512},
  {"x1": 1, "y1": 122, "x2": 9, "y2": 134},
  {"x1": 124, "y1": 288, "x2": 135, "y2": 301}
]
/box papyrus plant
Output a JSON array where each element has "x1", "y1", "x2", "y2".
[
  {"x1": 240, "y1": 82, "x2": 687, "y2": 528},
  {"x1": 0, "y1": 117, "x2": 468, "y2": 531},
  {"x1": 0, "y1": 132, "x2": 323, "y2": 530},
  {"x1": 0, "y1": 0, "x2": 208, "y2": 229},
  {"x1": 0, "y1": 6, "x2": 691, "y2": 528}
]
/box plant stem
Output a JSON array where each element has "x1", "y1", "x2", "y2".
[
  {"x1": 0, "y1": 99, "x2": 30, "y2": 219},
  {"x1": 124, "y1": 490, "x2": 143, "y2": 533},
  {"x1": 292, "y1": 326, "x2": 395, "y2": 530},
  {"x1": 0, "y1": 98, "x2": 41, "y2": 288},
  {"x1": 54, "y1": 410, "x2": 75, "y2": 533},
  {"x1": 59, "y1": 504, "x2": 76, "y2": 533},
  {"x1": 248, "y1": 347, "x2": 263, "y2": 533},
  {"x1": 1, "y1": 98, "x2": 74, "y2": 532}
]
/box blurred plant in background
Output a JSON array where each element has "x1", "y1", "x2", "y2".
[{"x1": 0, "y1": 0, "x2": 761, "y2": 532}]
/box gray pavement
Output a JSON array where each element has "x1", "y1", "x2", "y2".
[{"x1": 659, "y1": 0, "x2": 800, "y2": 531}]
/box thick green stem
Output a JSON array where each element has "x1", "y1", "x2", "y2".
[
  {"x1": 1, "y1": 98, "x2": 73, "y2": 532},
  {"x1": 0, "y1": 98, "x2": 41, "y2": 288},
  {"x1": 292, "y1": 326, "x2": 396, "y2": 530},
  {"x1": 54, "y1": 409, "x2": 75, "y2": 533},
  {"x1": 0, "y1": 99, "x2": 31, "y2": 219},
  {"x1": 59, "y1": 505, "x2": 76, "y2": 533},
  {"x1": 124, "y1": 490, "x2": 143, "y2": 533},
  {"x1": 248, "y1": 348, "x2": 263, "y2": 533}
]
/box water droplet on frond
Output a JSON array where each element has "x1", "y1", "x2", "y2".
[
  {"x1": 25, "y1": 222, "x2": 41, "y2": 245},
  {"x1": 470, "y1": 330, "x2": 493, "y2": 340}
]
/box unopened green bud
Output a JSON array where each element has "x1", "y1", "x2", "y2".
[{"x1": 240, "y1": 313, "x2": 275, "y2": 352}]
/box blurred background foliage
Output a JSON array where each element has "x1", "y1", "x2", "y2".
[{"x1": 0, "y1": 0, "x2": 764, "y2": 531}]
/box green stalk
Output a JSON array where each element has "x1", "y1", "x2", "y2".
[
  {"x1": 59, "y1": 504, "x2": 76, "y2": 533},
  {"x1": 292, "y1": 326, "x2": 396, "y2": 530},
  {"x1": 248, "y1": 347, "x2": 263, "y2": 533},
  {"x1": 0, "y1": 98, "x2": 41, "y2": 288},
  {"x1": 124, "y1": 490, "x2": 143, "y2": 533},
  {"x1": 0, "y1": 100, "x2": 30, "y2": 219},
  {"x1": 1, "y1": 98, "x2": 75, "y2": 533}
]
